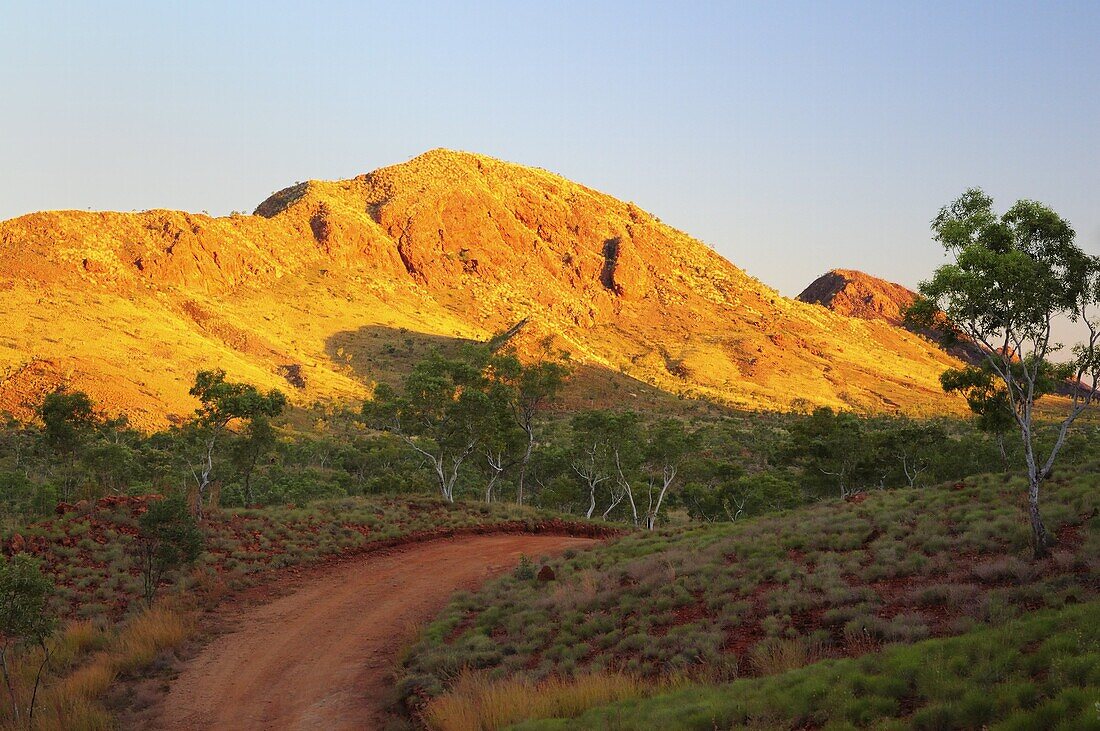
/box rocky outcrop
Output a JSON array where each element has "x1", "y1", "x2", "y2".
[{"x1": 797, "y1": 269, "x2": 919, "y2": 325}]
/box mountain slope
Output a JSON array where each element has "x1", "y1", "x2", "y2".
[{"x1": 0, "y1": 150, "x2": 964, "y2": 427}]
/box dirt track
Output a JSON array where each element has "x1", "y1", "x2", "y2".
[{"x1": 155, "y1": 534, "x2": 595, "y2": 730}]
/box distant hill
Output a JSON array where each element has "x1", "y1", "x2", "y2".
[
  {"x1": 796, "y1": 269, "x2": 920, "y2": 325},
  {"x1": 798, "y1": 269, "x2": 986, "y2": 366},
  {"x1": 0, "y1": 150, "x2": 964, "y2": 427}
]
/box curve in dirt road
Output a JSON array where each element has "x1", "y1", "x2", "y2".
[{"x1": 154, "y1": 533, "x2": 597, "y2": 731}]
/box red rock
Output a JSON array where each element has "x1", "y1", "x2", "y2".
[{"x1": 8, "y1": 534, "x2": 25, "y2": 554}]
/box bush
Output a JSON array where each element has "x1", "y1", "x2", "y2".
[
  {"x1": 132, "y1": 495, "x2": 203, "y2": 602},
  {"x1": 514, "y1": 555, "x2": 536, "y2": 581}
]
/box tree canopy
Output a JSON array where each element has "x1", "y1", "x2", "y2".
[{"x1": 914, "y1": 188, "x2": 1100, "y2": 556}]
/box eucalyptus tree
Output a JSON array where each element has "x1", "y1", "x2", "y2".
[
  {"x1": 489, "y1": 351, "x2": 569, "y2": 505},
  {"x1": 912, "y1": 188, "x2": 1100, "y2": 557},
  {"x1": 638, "y1": 418, "x2": 693, "y2": 529},
  {"x1": 229, "y1": 413, "x2": 278, "y2": 506},
  {"x1": 133, "y1": 494, "x2": 203, "y2": 602},
  {"x1": 188, "y1": 370, "x2": 287, "y2": 518},
  {"x1": 365, "y1": 349, "x2": 500, "y2": 502},
  {"x1": 37, "y1": 389, "x2": 99, "y2": 500},
  {"x1": 568, "y1": 410, "x2": 622, "y2": 519}
]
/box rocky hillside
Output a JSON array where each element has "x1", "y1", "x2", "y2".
[
  {"x1": 797, "y1": 269, "x2": 987, "y2": 365},
  {"x1": 796, "y1": 269, "x2": 919, "y2": 325},
  {"x1": 0, "y1": 150, "x2": 964, "y2": 427}
]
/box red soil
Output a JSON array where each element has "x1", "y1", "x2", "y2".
[{"x1": 153, "y1": 533, "x2": 597, "y2": 730}]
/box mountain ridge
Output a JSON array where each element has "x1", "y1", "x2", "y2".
[{"x1": 0, "y1": 149, "x2": 965, "y2": 427}]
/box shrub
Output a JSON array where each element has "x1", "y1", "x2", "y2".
[
  {"x1": 132, "y1": 494, "x2": 204, "y2": 602},
  {"x1": 750, "y1": 637, "x2": 823, "y2": 676},
  {"x1": 512, "y1": 555, "x2": 536, "y2": 582}
]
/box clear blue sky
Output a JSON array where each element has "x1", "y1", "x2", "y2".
[{"x1": 2, "y1": 0, "x2": 1099, "y2": 303}]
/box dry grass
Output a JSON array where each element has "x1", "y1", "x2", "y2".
[
  {"x1": 749, "y1": 637, "x2": 824, "y2": 676},
  {"x1": 0, "y1": 604, "x2": 195, "y2": 730},
  {"x1": 50, "y1": 662, "x2": 117, "y2": 705},
  {"x1": 422, "y1": 669, "x2": 673, "y2": 731},
  {"x1": 111, "y1": 605, "x2": 191, "y2": 674}
]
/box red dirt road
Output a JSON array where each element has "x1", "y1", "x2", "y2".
[{"x1": 155, "y1": 534, "x2": 595, "y2": 730}]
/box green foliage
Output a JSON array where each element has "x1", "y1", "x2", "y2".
[
  {"x1": 0, "y1": 358, "x2": 1093, "y2": 534},
  {"x1": 921, "y1": 189, "x2": 1096, "y2": 344},
  {"x1": 37, "y1": 389, "x2": 97, "y2": 455},
  {"x1": 514, "y1": 555, "x2": 536, "y2": 581},
  {"x1": 190, "y1": 369, "x2": 288, "y2": 429},
  {"x1": 188, "y1": 369, "x2": 287, "y2": 516},
  {"x1": 365, "y1": 347, "x2": 504, "y2": 501},
  {"x1": 918, "y1": 188, "x2": 1100, "y2": 556},
  {"x1": 681, "y1": 470, "x2": 798, "y2": 522},
  {"x1": 133, "y1": 494, "x2": 204, "y2": 602},
  {"x1": 229, "y1": 413, "x2": 277, "y2": 506},
  {"x1": 783, "y1": 407, "x2": 867, "y2": 498},
  {"x1": 941, "y1": 362, "x2": 1015, "y2": 437},
  {"x1": 366, "y1": 347, "x2": 571, "y2": 504},
  {"x1": 0, "y1": 554, "x2": 55, "y2": 644},
  {"x1": 0, "y1": 553, "x2": 56, "y2": 726}
]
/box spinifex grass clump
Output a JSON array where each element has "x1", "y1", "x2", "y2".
[{"x1": 401, "y1": 469, "x2": 1099, "y2": 712}]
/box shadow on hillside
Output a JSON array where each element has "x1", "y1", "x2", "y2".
[{"x1": 323, "y1": 325, "x2": 736, "y2": 417}]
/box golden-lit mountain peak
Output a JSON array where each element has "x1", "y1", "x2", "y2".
[{"x1": 0, "y1": 152, "x2": 964, "y2": 427}]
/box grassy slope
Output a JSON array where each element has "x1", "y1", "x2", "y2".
[
  {"x1": 512, "y1": 600, "x2": 1100, "y2": 730},
  {"x1": 401, "y1": 466, "x2": 1099, "y2": 725}
]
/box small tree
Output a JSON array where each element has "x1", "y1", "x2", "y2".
[
  {"x1": 784, "y1": 407, "x2": 869, "y2": 499},
  {"x1": 568, "y1": 411, "x2": 618, "y2": 519},
  {"x1": 37, "y1": 389, "x2": 99, "y2": 500},
  {"x1": 913, "y1": 188, "x2": 1100, "y2": 557},
  {"x1": 569, "y1": 411, "x2": 646, "y2": 522},
  {"x1": 639, "y1": 419, "x2": 693, "y2": 529},
  {"x1": 491, "y1": 353, "x2": 569, "y2": 505},
  {"x1": 188, "y1": 370, "x2": 286, "y2": 518},
  {"x1": 0, "y1": 554, "x2": 55, "y2": 728},
  {"x1": 683, "y1": 469, "x2": 799, "y2": 522},
  {"x1": 871, "y1": 419, "x2": 946, "y2": 489},
  {"x1": 230, "y1": 414, "x2": 278, "y2": 506},
  {"x1": 133, "y1": 494, "x2": 204, "y2": 603},
  {"x1": 38, "y1": 390, "x2": 96, "y2": 455},
  {"x1": 475, "y1": 356, "x2": 524, "y2": 503}
]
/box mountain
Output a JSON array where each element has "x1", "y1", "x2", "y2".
[
  {"x1": 796, "y1": 269, "x2": 919, "y2": 325},
  {"x1": 797, "y1": 269, "x2": 988, "y2": 365},
  {"x1": 0, "y1": 150, "x2": 964, "y2": 428}
]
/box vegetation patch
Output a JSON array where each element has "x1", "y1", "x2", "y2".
[
  {"x1": 507, "y1": 600, "x2": 1100, "y2": 730},
  {"x1": 399, "y1": 470, "x2": 1099, "y2": 716},
  {"x1": 2, "y1": 495, "x2": 614, "y2": 619}
]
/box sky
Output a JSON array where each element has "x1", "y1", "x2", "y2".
[{"x1": 2, "y1": 1, "x2": 1099, "y2": 314}]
